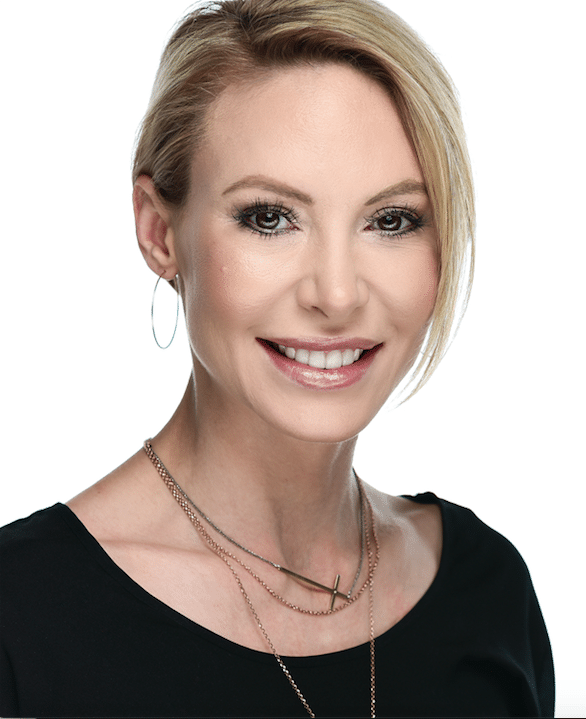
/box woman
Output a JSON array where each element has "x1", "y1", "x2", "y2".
[{"x1": 0, "y1": 0, "x2": 554, "y2": 716}]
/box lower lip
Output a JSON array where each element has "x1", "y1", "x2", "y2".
[{"x1": 258, "y1": 340, "x2": 382, "y2": 391}]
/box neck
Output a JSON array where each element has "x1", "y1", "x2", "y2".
[{"x1": 151, "y1": 377, "x2": 361, "y2": 577}]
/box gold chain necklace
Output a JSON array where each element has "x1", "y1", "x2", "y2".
[
  {"x1": 144, "y1": 440, "x2": 378, "y2": 616},
  {"x1": 143, "y1": 440, "x2": 378, "y2": 717},
  {"x1": 145, "y1": 437, "x2": 366, "y2": 609}
]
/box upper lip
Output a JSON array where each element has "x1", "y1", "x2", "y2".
[{"x1": 260, "y1": 337, "x2": 381, "y2": 351}]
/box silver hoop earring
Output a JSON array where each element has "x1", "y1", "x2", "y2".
[{"x1": 151, "y1": 273, "x2": 179, "y2": 349}]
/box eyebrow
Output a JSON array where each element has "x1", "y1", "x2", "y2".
[
  {"x1": 364, "y1": 179, "x2": 428, "y2": 206},
  {"x1": 222, "y1": 175, "x2": 428, "y2": 206},
  {"x1": 222, "y1": 176, "x2": 314, "y2": 205}
]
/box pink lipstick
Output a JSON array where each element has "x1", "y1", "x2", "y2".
[{"x1": 257, "y1": 338, "x2": 382, "y2": 391}]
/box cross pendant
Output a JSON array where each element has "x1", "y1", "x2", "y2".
[
  {"x1": 329, "y1": 574, "x2": 342, "y2": 611},
  {"x1": 278, "y1": 568, "x2": 347, "y2": 610}
]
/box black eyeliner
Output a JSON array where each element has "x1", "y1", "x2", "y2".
[
  {"x1": 366, "y1": 203, "x2": 428, "y2": 239},
  {"x1": 231, "y1": 198, "x2": 299, "y2": 237}
]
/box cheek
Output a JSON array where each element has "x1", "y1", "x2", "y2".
[
  {"x1": 181, "y1": 233, "x2": 283, "y2": 335},
  {"x1": 381, "y1": 246, "x2": 439, "y2": 329}
]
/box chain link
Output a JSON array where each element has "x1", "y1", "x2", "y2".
[
  {"x1": 144, "y1": 440, "x2": 378, "y2": 616},
  {"x1": 164, "y1": 455, "x2": 367, "y2": 601},
  {"x1": 143, "y1": 439, "x2": 378, "y2": 717}
]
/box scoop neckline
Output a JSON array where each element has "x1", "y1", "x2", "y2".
[{"x1": 54, "y1": 492, "x2": 448, "y2": 666}]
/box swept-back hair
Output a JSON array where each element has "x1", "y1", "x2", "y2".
[{"x1": 133, "y1": 0, "x2": 475, "y2": 398}]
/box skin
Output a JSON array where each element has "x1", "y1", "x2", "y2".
[{"x1": 68, "y1": 63, "x2": 443, "y2": 656}]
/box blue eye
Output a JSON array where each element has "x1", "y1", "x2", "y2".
[{"x1": 233, "y1": 202, "x2": 298, "y2": 236}]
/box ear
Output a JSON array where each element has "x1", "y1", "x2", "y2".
[{"x1": 133, "y1": 175, "x2": 178, "y2": 280}]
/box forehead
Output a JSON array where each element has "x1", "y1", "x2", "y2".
[{"x1": 195, "y1": 62, "x2": 423, "y2": 202}]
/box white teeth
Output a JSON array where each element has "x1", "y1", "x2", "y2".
[
  {"x1": 295, "y1": 348, "x2": 310, "y2": 365},
  {"x1": 342, "y1": 349, "x2": 355, "y2": 366},
  {"x1": 325, "y1": 350, "x2": 342, "y2": 369},
  {"x1": 275, "y1": 344, "x2": 365, "y2": 369},
  {"x1": 308, "y1": 351, "x2": 326, "y2": 369}
]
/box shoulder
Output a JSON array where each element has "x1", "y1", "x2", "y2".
[
  {"x1": 383, "y1": 491, "x2": 550, "y2": 646},
  {"x1": 431, "y1": 494, "x2": 532, "y2": 577},
  {"x1": 0, "y1": 504, "x2": 92, "y2": 586},
  {"x1": 0, "y1": 502, "x2": 143, "y2": 652},
  {"x1": 407, "y1": 493, "x2": 541, "y2": 618},
  {"x1": 405, "y1": 492, "x2": 527, "y2": 560},
  {"x1": 367, "y1": 484, "x2": 444, "y2": 568},
  {"x1": 64, "y1": 446, "x2": 179, "y2": 545},
  {"x1": 0, "y1": 504, "x2": 97, "y2": 638},
  {"x1": 0, "y1": 503, "x2": 75, "y2": 555},
  {"x1": 372, "y1": 486, "x2": 535, "y2": 593}
]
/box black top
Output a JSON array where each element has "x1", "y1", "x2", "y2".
[{"x1": 0, "y1": 494, "x2": 554, "y2": 718}]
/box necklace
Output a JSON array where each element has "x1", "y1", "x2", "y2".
[
  {"x1": 174, "y1": 468, "x2": 366, "y2": 607},
  {"x1": 144, "y1": 440, "x2": 377, "y2": 615},
  {"x1": 143, "y1": 440, "x2": 378, "y2": 717}
]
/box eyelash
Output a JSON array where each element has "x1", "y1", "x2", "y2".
[
  {"x1": 232, "y1": 200, "x2": 427, "y2": 238},
  {"x1": 366, "y1": 204, "x2": 426, "y2": 238},
  {"x1": 232, "y1": 200, "x2": 299, "y2": 237}
]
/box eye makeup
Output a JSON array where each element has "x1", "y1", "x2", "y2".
[
  {"x1": 232, "y1": 199, "x2": 300, "y2": 237},
  {"x1": 365, "y1": 203, "x2": 428, "y2": 239},
  {"x1": 231, "y1": 198, "x2": 428, "y2": 239}
]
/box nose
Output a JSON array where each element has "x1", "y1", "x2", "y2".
[{"x1": 296, "y1": 230, "x2": 369, "y2": 320}]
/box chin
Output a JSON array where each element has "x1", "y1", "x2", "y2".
[{"x1": 259, "y1": 400, "x2": 384, "y2": 446}]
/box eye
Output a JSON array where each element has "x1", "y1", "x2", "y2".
[
  {"x1": 366, "y1": 207, "x2": 425, "y2": 238},
  {"x1": 233, "y1": 202, "x2": 299, "y2": 236},
  {"x1": 374, "y1": 214, "x2": 407, "y2": 232}
]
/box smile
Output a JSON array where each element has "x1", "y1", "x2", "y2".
[
  {"x1": 275, "y1": 344, "x2": 363, "y2": 369},
  {"x1": 258, "y1": 338, "x2": 382, "y2": 391}
]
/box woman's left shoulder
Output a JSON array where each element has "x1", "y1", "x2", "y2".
[
  {"x1": 405, "y1": 492, "x2": 540, "y2": 594},
  {"x1": 367, "y1": 485, "x2": 534, "y2": 585},
  {"x1": 369, "y1": 484, "x2": 442, "y2": 533},
  {"x1": 366, "y1": 483, "x2": 441, "y2": 529},
  {"x1": 365, "y1": 484, "x2": 444, "y2": 575}
]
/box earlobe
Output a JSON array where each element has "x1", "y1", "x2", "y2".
[{"x1": 133, "y1": 175, "x2": 178, "y2": 279}]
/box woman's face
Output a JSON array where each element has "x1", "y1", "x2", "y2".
[{"x1": 173, "y1": 62, "x2": 439, "y2": 443}]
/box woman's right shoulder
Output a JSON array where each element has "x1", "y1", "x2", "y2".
[
  {"x1": 0, "y1": 446, "x2": 160, "y2": 565},
  {"x1": 0, "y1": 446, "x2": 135, "y2": 545},
  {"x1": 64, "y1": 445, "x2": 178, "y2": 544},
  {"x1": 0, "y1": 503, "x2": 72, "y2": 551},
  {"x1": 0, "y1": 504, "x2": 88, "y2": 597}
]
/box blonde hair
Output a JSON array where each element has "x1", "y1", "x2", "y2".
[{"x1": 133, "y1": 0, "x2": 475, "y2": 398}]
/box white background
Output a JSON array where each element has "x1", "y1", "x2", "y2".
[{"x1": 1, "y1": 1, "x2": 584, "y2": 715}]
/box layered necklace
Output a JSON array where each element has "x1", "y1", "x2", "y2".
[{"x1": 144, "y1": 439, "x2": 378, "y2": 717}]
